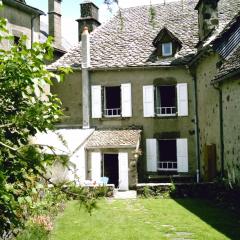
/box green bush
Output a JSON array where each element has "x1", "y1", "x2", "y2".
[{"x1": 15, "y1": 224, "x2": 48, "y2": 240}]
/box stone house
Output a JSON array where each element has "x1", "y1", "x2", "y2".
[
  {"x1": 44, "y1": 0, "x2": 240, "y2": 189},
  {"x1": 0, "y1": 0, "x2": 68, "y2": 59},
  {"x1": 190, "y1": 1, "x2": 240, "y2": 182}
]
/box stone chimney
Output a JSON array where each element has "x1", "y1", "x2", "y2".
[
  {"x1": 195, "y1": 0, "x2": 219, "y2": 41},
  {"x1": 81, "y1": 27, "x2": 90, "y2": 129},
  {"x1": 76, "y1": 1, "x2": 101, "y2": 42},
  {"x1": 48, "y1": 0, "x2": 62, "y2": 49}
]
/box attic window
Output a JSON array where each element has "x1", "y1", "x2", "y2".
[
  {"x1": 153, "y1": 27, "x2": 182, "y2": 58},
  {"x1": 162, "y1": 42, "x2": 172, "y2": 56}
]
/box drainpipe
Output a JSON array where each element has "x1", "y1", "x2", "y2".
[
  {"x1": 213, "y1": 83, "x2": 224, "y2": 178},
  {"x1": 188, "y1": 65, "x2": 200, "y2": 183},
  {"x1": 192, "y1": 71, "x2": 201, "y2": 183},
  {"x1": 31, "y1": 15, "x2": 38, "y2": 48},
  {"x1": 81, "y1": 27, "x2": 90, "y2": 129}
]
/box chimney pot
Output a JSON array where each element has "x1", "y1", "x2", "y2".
[{"x1": 76, "y1": 1, "x2": 101, "y2": 42}]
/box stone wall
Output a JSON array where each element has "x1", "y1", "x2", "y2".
[
  {"x1": 221, "y1": 75, "x2": 240, "y2": 184},
  {"x1": 195, "y1": 53, "x2": 221, "y2": 178}
]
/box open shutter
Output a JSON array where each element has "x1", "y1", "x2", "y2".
[
  {"x1": 91, "y1": 152, "x2": 102, "y2": 182},
  {"x1": 146, "y1": 139, "x2": 158, "y2": 172},
  {"x1": 121, "y1": 83, "x2": 132, "y2": 117},
  {"x1": 143, "y1": 85, "x2": 155, "y2": 117},
  {"x1": 177, "y1": 83, "x2": 188, "y2": 116},
  {"x1": 91, "y1": 85, "x2": 102, "y2": 118},
  {"x1": 177, "y1": 139, "x2": 188, "y2": 172},
  {"x1": 118, "y1": 152, "x2": 129, "y2": 190}
]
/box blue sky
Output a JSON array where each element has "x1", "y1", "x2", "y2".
[{"x1": 26, "y1": 0, "x2": 116, "y2": 46}]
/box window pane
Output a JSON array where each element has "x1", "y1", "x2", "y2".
[
  {"x1": 105, "y1": 86, "x2": 121, "y2": 109},
  {"x1": 162, "y1": 42, "x2": 172, "y2": 56},
  {"x1": 158, "y1": 139, "x2": 177, "y2": 162}
]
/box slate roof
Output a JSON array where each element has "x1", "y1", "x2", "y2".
[
  {"x1": 49, "y1": 0, "x2": 199, "y2": 70},
  {"x1": 85, "y1": 130, "x2": 141, "y2": 149},
  {"x1": 49, "y1": 0, "x2": 240, "y2": 70},
  {"x1": 214, "y1": 45, "x2": 240, "y2": 82}
]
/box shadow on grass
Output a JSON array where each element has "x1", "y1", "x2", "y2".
[{"x1": 174, "y1": 198, "x2": 240, "y2": 240}]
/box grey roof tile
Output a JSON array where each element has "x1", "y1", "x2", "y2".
[
  {"x1": 214, "y1": 45, "x2": 240, "y2": 81},
  {"x1": 86, "y1": 130, "x2": 141, "y2": 149},
  {"x1": 49, "y1": 0, "x2": 240, "y2": 70}
]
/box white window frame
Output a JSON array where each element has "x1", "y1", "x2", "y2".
[{"x1": 162, "y1": 42, "x2": 173, "y2": 57}]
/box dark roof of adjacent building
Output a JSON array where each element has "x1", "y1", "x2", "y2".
[
  {"x1": 49, "y1": 0, "x2": 240, "y2": 70},
  {"x1": 214, "y1": 45, "x2": 240, "y2": 82},
  {"x1": 85, "y1": 130, "x2": 141, "y2": 149}
]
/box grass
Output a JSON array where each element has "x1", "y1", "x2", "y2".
[{"x1": 50, "y1": 198, "x2": 240, "y2": 240}]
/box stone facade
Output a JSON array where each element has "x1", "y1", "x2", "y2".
[{"x1": 52, "y1": 65, "x2": 197, "y2": 183}]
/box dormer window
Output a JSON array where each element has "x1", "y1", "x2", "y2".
[
  {"x1": 153, "y1": 27, "x2": 182, "y2": 58},
  {"x1": 162, "y1": 42, "x2": 173, "y2": 57}
]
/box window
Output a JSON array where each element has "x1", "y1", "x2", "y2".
[
  {"x1": 104, "y1": 86, "x2": 121, "y2": 117},
  {"x1": 91, "y1": 83, "x2": 132, "y2": 118},
  {"x1": 158, "y1": 139, "x2": 177, "y2": 171},
  {"x1": 156, "y1": 85, "x2": 176, "y2": 116},
  {"x1": 146, "y1": 138, "x2": 188, "y2": 173},
  {"x1": 13, "y1": 36, "x2": 20, "y2": 45},
  {"x1": 162, "y1": 42, "x2": 172, "y2": 56},
  {"x1": 143, "y1": 83, "x2": 188, "y2": 117}
]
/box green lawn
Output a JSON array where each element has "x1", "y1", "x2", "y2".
[{"x1": 50, "y1": 198, "x2": 240, "y2": 240}]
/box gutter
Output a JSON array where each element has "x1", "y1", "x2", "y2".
[
  {"x1": 189, "y1": 68, "x2": 200, "y2": 183},
  {"x1": 47, "y1": 64, "x2": 188, "y2": 72},
  {"x1": 212, "y1": 68, "x2": 240, "y2": 83}
]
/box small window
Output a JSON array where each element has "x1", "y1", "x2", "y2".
[
  {"x1": 158, "y1": 139, "x2": 177, "y2": 171},
  {"x1": 156, "y1": 85, "x2": 176, "y2": 116},
  {"x1": 162, "y1": 42, "x2": 172, "y2": 56},
  {"x1": 13, "y1": 36, "x2": 20, "y2": 45},
  {"x1": 104, "y1": 86, "x2": 121, "y2": 117}
]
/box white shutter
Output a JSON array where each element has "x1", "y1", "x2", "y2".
[
  {"x1": 118, "y1": 152, "x2": 129, "y2": 190},
  {"x1": 177, "y1": 139, "x2": 188, "y2": 173},
  {"x1": 177, "y1": 83, "x2": 188, "y2": 116},
  {"x1": 121, "y1": 83, "x2": 132, "y2": 117},
  {"x1": 91, "y1": 152, "x2": 102, "y2": 182},
  {"x1": 91, "y1": 85, "x2": 102, "y2": 118},
  {"x1": 146, "y1": 139, "x2": 158, "y2": 172},
  {"x1": 143, "y1": 85, "x2": 155, "y2": 117}
]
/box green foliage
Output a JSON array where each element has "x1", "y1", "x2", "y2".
[
  {"x1": 0, "y1": 18, "x2": 76, "y2": 237},
  {"x1": 15, "y1": 223, "x2": 49, "y2": 240}
]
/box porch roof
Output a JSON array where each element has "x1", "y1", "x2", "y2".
[
  {"x1": 85, "y1": 130, "x2": 141, "y2": 149},
  {"x1": 32, "y1": 129, "x2": 95, "y2": 155}
]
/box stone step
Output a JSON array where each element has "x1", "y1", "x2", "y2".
[{"x1": 113, "y1": 190, "x2": 137, "y2": 199}]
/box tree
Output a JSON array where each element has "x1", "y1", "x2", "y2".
[{"x1": 0, "y1": 16, "x2": 86, "y2": 237}]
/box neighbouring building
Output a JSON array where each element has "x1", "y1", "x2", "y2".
[
  {"x1": 0, "y1": 0, "x2": 69, "y2": 60},
  {"x1": 0, "y1": 0, "x2": 44, "y2": 49},
  {"x1": 42, "y1": 0, "x2": 240, "y2": 189},
  {"x1": 190, "y1": 3, "x2": 240, "y2": 183}
]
